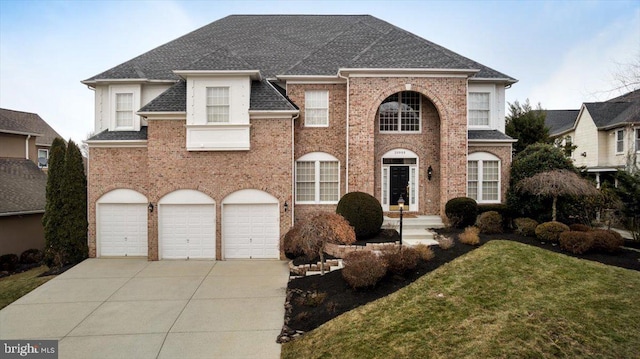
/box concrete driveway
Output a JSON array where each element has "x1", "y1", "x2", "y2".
[{"x1": 0, "y1": 259, "x2": 289, "y2": 358}]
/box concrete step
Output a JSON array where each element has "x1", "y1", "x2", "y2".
[
  {"x1": 402, "y1": 228, "x2": 435, "y2": 240},
  {"x1": 403, "y1": 238, "x2": 439, "y2": 246},
  {"x1": 383, "y1": 215, "x2": 445, "y2": 229}
]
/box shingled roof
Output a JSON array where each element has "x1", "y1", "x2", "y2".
[
  {"x1": 584, "y1": 99, "x2": 639, "y2": 129},
  {"x1": 0, "y1": 108, "x2": 63, "y2": 146},
  {"x1": 545, "y1": 110, "x2": 579, "y2": 136},
  {"x1": 84, "y1": 15, "x2": 516, "y2": 83},
  {"x1": 0, "y1": 159, "x2": 47, "y2": 215}
]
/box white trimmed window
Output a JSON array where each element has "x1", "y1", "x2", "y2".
[
  {"x1": 37, "y1": 149, "x2": 49, "y2": 168},
  {"x1": 206, "y1": 87, "x2": 230, "y2": 123},
  {"x1": 115, "y1": 93, "x2": 134, "y2": 128},
  {"x1": 468, "y1": 92, "x2": 490, "y2": 127},
  {"x1": 635, "y1": 129, "x2": 639, "y2": 152},
  {"x1": 305, "y1": 90, "x2": 329, "y2": 126},
  {"x1": 616, "y1": 129, "x2": 624, "y2": 153},
  {"x1": 468, "y1": 152, "x2": 501, "y2": 203},
  {"x1": 296, "y1": 152, "x2": 339, "y2": 203},
  {"x1": 379, "y1": 91, "x2": 421, "y2": 133}
]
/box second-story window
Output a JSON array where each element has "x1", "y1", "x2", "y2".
[
  {"x1": 635, "y1": 129, "x2": 639, "y2": 152},
  {"x1": 616, "y1": 129, "x2": 624, "y2": 153},
  {"x1": 206, "y1": 87, "x2": 230, "y2": 123},
  {"x1": 469, "y1": 92, "x2": 490, "y2": 127},
  {"x1": 115, "y1": 93, "x2": 134, "y2": 128},
  {"x1": 305, "y1": 90, "x2": 329, "y2": 126},
  {"x1": 379, "y1": 91, "x2": 421, "y2": 133}
]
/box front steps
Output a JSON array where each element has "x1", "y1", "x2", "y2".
[{"x1": 383, "y1": 215, "x2": 444, "y2": 246}]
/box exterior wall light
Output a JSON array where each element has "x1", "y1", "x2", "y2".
[
  {"x1": 284, "y1": 201, "x2": 289, "y2": 212},
  {"x1": 427, "y1": 165, "x2": 433, "y2": 181},
  {"x1": 148, "y1": 202, "x2": 154, "y2": 212}
]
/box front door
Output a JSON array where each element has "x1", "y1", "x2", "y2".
[{"x1": 390, "y1": 166, "x2": 410, "y2": 206}]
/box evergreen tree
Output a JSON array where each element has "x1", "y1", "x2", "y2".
[
  {"x1": 61, "y1": 140, "x2": 88, "y2": 264},
  {"x1": 506, "y1": 99, "x2": 551, "y2": 155},
  {"x1": 43, "y1": 138, "x2": 66, "y2": 267}
]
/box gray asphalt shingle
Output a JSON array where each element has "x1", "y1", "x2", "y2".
[
  {"x1": 88, "y1": 127, "x2": 148, "y2": 141},
  {"x1": 0, "y1": 159, "x2": 47, "y2": 214},
  {"x1": 0, "y1": 108, "x2": 63, "y2": 146},
  {"x1": 545, "y1": 110, "x2": 579, "y2": 136},
  {"x1": 468, "y1": 130, "x2": 514, "y2": 141}
]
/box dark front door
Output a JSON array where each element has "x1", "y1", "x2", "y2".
[{"x1": 390, "y1": 166, "x2": 410, "y2": 206}]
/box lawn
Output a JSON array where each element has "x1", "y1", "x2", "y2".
[
  {"x1": 0, "y1": 266, "x2": 55, "y2": 310},
  {"x1": 282, "y1": 240, "x2": 640, "y2": 359}
]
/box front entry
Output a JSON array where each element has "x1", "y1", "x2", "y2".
[
  {"x1": 381, "y1": 148, "x2": 419, "y2": 212},
  {"x1": 390, "y1": 166, "x2": 409, "y2": 207}
]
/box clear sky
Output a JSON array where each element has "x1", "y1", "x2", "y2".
[{"x1": 1, "y1": 0, "x2": 638, "y2": 143}]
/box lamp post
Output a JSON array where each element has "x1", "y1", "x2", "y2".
[{"x1": 398, "y1": 196, "x2": 405, "y2": 247}]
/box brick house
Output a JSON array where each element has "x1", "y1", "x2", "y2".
[{"x1": 83, "y1": 15, "x2": 516, "y2": 260}]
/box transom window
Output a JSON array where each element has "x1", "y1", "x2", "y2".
[
  {"x1": 115, "y1": 93, "x2": 134, "y2": 128},
  {"x1": 296, "y1": 152, "x2": 339, "y2": 203},
  {"x1": 305, "y1": 90, "x2": 329, "y2": 126},
  {"x1": 468, "y1": 152, "x2": 501, "y2": 203},
  {"x1": 379, "y1": 91, "x2": 421, "y2": 132},
  {"x1": 616, "y1": 129, "x2": 624, "y2": 153},
  {"x1": 468, "y1": 92, "x2": 490, "y2": 127},
  {"x1": 206, "y1": 87, "x2": 230, "y2": 123}
]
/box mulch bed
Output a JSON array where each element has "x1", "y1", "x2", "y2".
[{"x1": 280, "y1": 229, "x2": 640, "y2": 341}]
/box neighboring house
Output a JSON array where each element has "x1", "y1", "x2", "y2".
[
  {"x1": 0, "y1": 108, "x2": 63, "y2": 255},
  {"x1": 83, "y1": 15, "x2": 516, "y2": 261},
  {"x1": 546, "y1": 89, "x2": 640, "y2": 187}
]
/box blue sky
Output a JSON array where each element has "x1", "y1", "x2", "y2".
[{"x1": 1, "y1": 0, "x2": 638, "y2": 143}]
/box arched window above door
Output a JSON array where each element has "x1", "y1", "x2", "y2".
[{"x1": 379, "y1": 91, "x2": 421, "y2": 133}]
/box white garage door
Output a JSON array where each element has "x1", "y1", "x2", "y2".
[
  {"x1": 224, "y1": 204, "x2": 279, "y2": 259},
  {"x1": 160, "y1": 204, "x2": 216, "y2": 259},
  {"x1": 98, "y1": 204, "x2": 148, "y2": 257}
]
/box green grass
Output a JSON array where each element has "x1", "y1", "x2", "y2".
[
  {"x1": 282, "y1": 241, "x2": 640, "y2": 359},
  {"x1": 0, "y1": 266, "x2": 54, "y2": 310}
]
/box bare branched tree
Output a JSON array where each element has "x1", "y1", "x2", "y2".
[
  {"x1": 611, "y1": 53, "x2": 640, "y2": 93},
  {"x1": 297, "y1": 213, "x2": 356, "y2": 274},
  {"x1": 516, "y1": 170, "x2": 600, "y2": 221}
]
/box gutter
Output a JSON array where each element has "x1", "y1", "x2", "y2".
[
  {"x1": 337, "y1": 70, "x2": 350, "y2": 194},
  {"x1": 0, "y1": 210, "x2": 45, "y2": 217},
  {"x1": 291, "y1": 113, "x2": 299, "y2": 225}
]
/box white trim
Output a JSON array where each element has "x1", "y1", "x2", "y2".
[
  {"x1": 469, "y1": 77, "x2": 518, "y2": 85},
  {"x1": 276, "y1": 75, "x2": 344, "y2": 83},
  {"x1": 381, "y1": 148, "x2": 419, "y2": 212},
  {"x1": 138, "y1": 111, "x2": 186, "y2": 120},
  {"x1": 159, "y1": 189, "x2": 215, "y2": 205},
  {"x1": 468, "y1": 139, "x2": 517, "y2": 144},
  {"x1": 338, "y1": 68, "x2": 479, "y2": 77},
  {"x1": 81, "y1": 79, "x2": 176, "y2": 86},
  {"x1": 378, "y1": 92, "x2": 422, "y2": 134},
  {"x1": 97, "y1": 188, "x2": 148, "y2": 203},
  {"x1": 615, "y1": 129, "x2": 625, "y2": 154},
  {"x1": 305, "y1": 90, "x2": 329, "y2": 127},
  {"x1": 85, "y1": 140, "x2": 147, "y2": 148},
  {"x1": 0, "y1": 129, "x2": 42, "y2": 137},
  {"x1": 223, "y1": 189, "x2": 279, "y2": 204},
  {"x1": 467, "y1": 152, "x2": 501, "y2": 204},
  {"x1": 248, "y1": 110, "x2": 299, "y2": 120}
]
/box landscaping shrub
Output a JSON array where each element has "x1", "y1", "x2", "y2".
[
  {"x1": 476, "y1": 211, "x2": 503, "y2": 234},
  {"x1": 514, "y1": 218, "x2": 538, "y2": 237},
  {"x1": 535, "y1": 221, "x2": 570, "y2": 242},
  {"x1": 19, "y1": 249, "x2": 43, "y2": 264},
  {"x1": 0, "y1": 254, "x2": 19, "y2": 272},
  {"x1": 336, "y1": 192, "x2": 383, "y2": 239},
  {"x1": 382, "y1": 247, "x2": 420, "y2": 275},
  {"x1": 281, "y1": 222, "x2": 306, "y2": 259},
  {"x1": 435, "y1": 234, "x2": 455, "y2": 249},
  {"x1": 559, "y1": 231, "x2": 594, "y2": 254},
  {"x1": 445, "y1": 197, "x2": 478, "y2": 228},
  {"x1": 297, "y1": 213, "x2": 357, "y2": 274},
  {"x1": 569, "y1": 223, "x2": 591, "y2": 232},
  {"x1": 590, "y1": 229, "x2": 624, "y2": 253},
  {"x1": 342, "y1": 251, "x2": 387, "y2": 289},
  {"x1": 413, "y1": 244, "x2": 435, "y2": 261},
  {"x1": 458, "y1": 226, "x2": 480, "y2": 245}
]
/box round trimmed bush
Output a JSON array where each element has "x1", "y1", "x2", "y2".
[
  {"x1": 281, "y1": 222, "x2": 305, "y2": 259},
  {"x1": 0, "y1": 254, "x2": 19, "y2": 272},
  {"x1": 590, "y1": 229, "x2": 624, "y2": 253},
  {"x1": 476, "y1": 211, "x2": 503, "y2": 234},
  {"x1": 535, "y1": 221, "x2": 570, "y2": 242},
  {"x1": 20, "y1": 249, "x2": 43, "y2": 264},
  {"x1": 336, "y1": 192, "x2": 383, "y2": 239},
  {"x1": 445, "y1": 197, "x2": 478, "y2": 228},
  {"x1": 342, "y1": 251, "x2": 388, "y2": 289},
  {"x1": 514, "y1": 217, "x2": 538, "y2": 237},
  {"x1": 559, "y1": 231, "x2": 594, "y2": 254},
  {"x1": 382, "y1": 247, "x2": 419, "y2": 275}
]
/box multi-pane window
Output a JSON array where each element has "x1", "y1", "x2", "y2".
[
  {"x1": 379, "y1": 91, "x2": 421, "y2": 132},
  {"x1": 115, "y1": 93, "x2": 133, "y2": 128},
  {"x1": 305, "y1": 90, "x2": 329, "y2": 126},
  {"x1": 636, "y1": 129, "x2": 640, "y2": 152},
  {"x1": 37, "y1": 149, "x2": 49, "y2": 168},
  {"x1": 296, "y1": 153, "x2": 339, "y2": 203},
  {"x1": 468, "y1": 92, "x2": 490, "y2": 126},
  {"x1": 616, "y1": 129, "x2": 624, "y2": 153},
  {"x1": 206, "y1": 87, "x2": 229, "y2": 123},
  {"x1": 467, "y1": 152, "x2": 501, "y2": 203}
]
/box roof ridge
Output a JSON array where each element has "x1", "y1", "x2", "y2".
[{"x1": 0, "y1": 108, "x2": 39, "y2": 116}]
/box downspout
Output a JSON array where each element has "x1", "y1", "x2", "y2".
[
  {"x1": 338, "y1": 70, "x2": 350, "y2": 193},
  {"x1": 25, "y1": 135, "x2": 31, "y2": 160},
  {"x1": 291, "y1": 113, "x2": 299, "y2": 225}
]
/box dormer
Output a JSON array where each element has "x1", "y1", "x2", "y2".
[
  {"x1": 467, "y1": 82, "x2": 507, "y2": 133},
  {"x1": 108, "y1": 84, "x2": 142, "y2": 132},
  {"x1": 176, "y1": 70, "x2": 260, "y2": 151}
]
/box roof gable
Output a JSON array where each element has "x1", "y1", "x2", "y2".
[
  {"x1": 0, "y1": 108, "x2": 63, "y2": 146},
  {"x1": 84, "y1": 15, "x2": 515, "y2": 83},
  {"x1": 545, "y1": 110, "x2": 579, "y2": 136}
]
